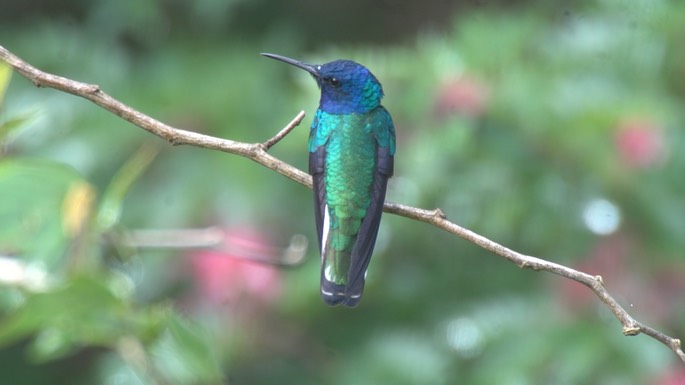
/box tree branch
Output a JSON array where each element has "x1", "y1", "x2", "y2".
[
  {"x1": 262, "y1": 110, "x2": 306, "y2": 150},
  {"x1": 1, "y1": 44, "x2": 683, "y2": 363}
]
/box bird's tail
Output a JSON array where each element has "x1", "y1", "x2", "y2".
[
  {"x1": 319, "y1": 229, "x2": 366, "y2": 307},
  {"x1": 320, "y1": 264, "x2": 365, "y2": 307}
]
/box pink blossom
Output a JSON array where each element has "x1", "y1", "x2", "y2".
[
  {"x1": 656, "y1": 366, "x2": 685, "y2": 385},
  {"x1": 434, "y1": 76, "x2": 489, "y2": 119},
  {"x1": 188, "y1": 229, "x2": 282, "y2": 306},
  {"x1": 614, "y1": 119, "x2": 667, "y2": 169}
]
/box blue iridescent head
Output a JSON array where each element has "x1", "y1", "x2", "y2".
[{"x1": 262, "y1": 53, "x2": 384, "y2": 114}]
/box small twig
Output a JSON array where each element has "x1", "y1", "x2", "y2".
[
  {"x1": 121, "y1": 227, "x2": 308, "y2": 266},
  {"x1": 262, "y1": 110, "x2": 306, "y2": 150},
  {"x1": 1, "y1": 44, "x2": 683, "y2": 363}
]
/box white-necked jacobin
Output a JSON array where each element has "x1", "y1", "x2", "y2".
[{"x1": 262, "y1": 53, "x2": 396, "y2": 307}]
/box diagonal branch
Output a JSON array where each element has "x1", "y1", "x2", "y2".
[
  {"x1": 262, "y1": 110, "x2": 306, "y2": 150},
  {"x1": 1, "y1": 44, "x2": 683, "y2": 363}
]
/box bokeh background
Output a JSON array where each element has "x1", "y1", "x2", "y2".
[{"x1": 1, "y1": 0, "x2": 685, "y2": 384}]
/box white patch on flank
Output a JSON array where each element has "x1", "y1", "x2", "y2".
[
  {"x1": 324, "y1": 265, "x2": 334, "y2": 282},
  {"x1": 321, "y1": 205, "x2": 335, "y2": 299},
  {"x1": 321, "y1": 204, "x2": 330, "y2": 257},
  {"x1": 321, "y1": 277, "x2": 333, "y2": 296}
]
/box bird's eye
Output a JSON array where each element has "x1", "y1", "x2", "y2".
[{"x1": 328, "y1": 77, "x2": 341, "y2": 87}]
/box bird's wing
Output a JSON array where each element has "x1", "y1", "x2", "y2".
[
  {"x1": 345, "y1": 145, "x2": 393, "y2": 300},
  {"x1": 309, "y1": 145, "x2": 327, "y2": 255}
]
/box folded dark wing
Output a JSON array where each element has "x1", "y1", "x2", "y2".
[
  {"x1": 309, "y1": 146, "x2": 327, "y2": 253},
  {"x1": 345, "y1": 145, "x2": 394, "y2": 303}
]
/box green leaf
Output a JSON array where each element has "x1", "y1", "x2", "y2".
[
  {"x1": 151, "y1": 314, "x2": 224, "y2": 384},
  {"x1": 0, "y1": 110, "x2": 39, "y2": 141},
  {"x1": 0, "y1": 159, "x2": 95, "y2": 269},
  {"x1": 0, "y1": 276, "x2": 122, "y2": 357},
  {"x1": 0, "y1": 62, "x2": 10, "y2": 107},
  {"x1": 0, "y1": 274, "x2": 169, "y2": 363}
]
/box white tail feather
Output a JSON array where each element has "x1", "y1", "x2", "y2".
[{"x1": 321, "y1": 204, "x2": 330, "y2": 258}]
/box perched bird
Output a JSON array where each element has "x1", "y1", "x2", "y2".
[{"x1": 262, "y1": 53, "x2": 396, "y2": 307}]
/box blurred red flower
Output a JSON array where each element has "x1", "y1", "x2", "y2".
[
  {"x1": 188, "y1": 229, "x2": 282, "y2": 306},
  {"x1": 656, "y1": 366, "x2": 685, "y2": 385},
  {"x1": 614, "y1": 118, "x2": 668, "y2": 169},
  {"x1": 434, "y1": 76, "x2": 489, "y2": 119}
]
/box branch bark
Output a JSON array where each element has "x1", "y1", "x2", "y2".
[{"x1": 1, "y1": 44, "x2": 683, "y2": 363}]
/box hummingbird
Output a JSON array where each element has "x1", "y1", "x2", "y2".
[{"x1": 262, "y1": 53, "x2": 396, "y2": 307}]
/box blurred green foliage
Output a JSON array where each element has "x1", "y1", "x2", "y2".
[{"x1": 1, "y1": 0, "x2": 685, "y2": 384}]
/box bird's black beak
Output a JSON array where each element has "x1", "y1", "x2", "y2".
[{"x1": 261, "y1": 53, "x2": 320, "y2": 78}]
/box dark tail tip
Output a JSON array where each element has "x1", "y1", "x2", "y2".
[
  {"x1": 320, "y1": 280, "x2": 364, "y2": 308},
  {"x1": 321, "y1": 292, "x2": 362, "y2": 307}
]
